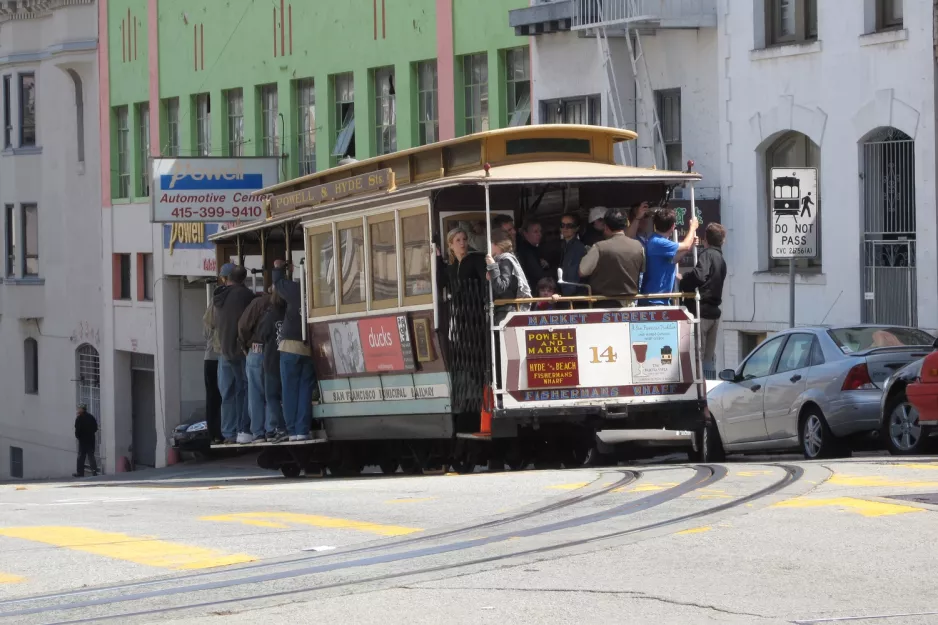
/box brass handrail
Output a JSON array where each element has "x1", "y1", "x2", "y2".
[{"x1": 493, "y1": 292, "x2": 698, "y2": 306}]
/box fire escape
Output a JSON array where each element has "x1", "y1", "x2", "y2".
[{"x1": 510, "y1": 0, "x2": 717, "y2": 169}]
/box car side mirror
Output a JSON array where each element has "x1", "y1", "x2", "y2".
[{"x1": 718, "y1": 369, "x2": 737, "y2": 382}]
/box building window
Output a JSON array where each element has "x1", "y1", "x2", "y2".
[
  {"x1": 540, "y1": 96, "x2": 601, "y2": 125},
  {"x1": 195, "y1": 93, "x2": 211, "y2": 156},
  {"x1": 463, "y1": 53, "x2": 489, "y2": 135},
  {"x1": 878, "y1": 0, "x2": 902, "y2": 30},
  {"x1": 18, "y1": 73, "x2": 35, "y2": 147},
  {"x1": 296, "y1": 79, "x2": 316, "y2": 175},
  {"x1": 226, "y1": 88, "x2": 244, "y2": 157},
  {"x1": 4, "y1": 204, "x2": 14, "y2": 277},
  {"x1": 23, "y1": 203, "x2": 37, "y2": 276},
  {"x1": 332, "y1": 73, "x2": 355, "y2": 162},
  {"x1": 505, "y1": 47, "x2": 531, "y2": 127},
  {"x1": 416, "y1": 61, "x2": 438, "y2": 146},
  {"x1": 260, "y1": 84, "x2": 279, "y2": 157},
  {"x1": 374, "y1": 67, "x2": 396, "y2": 156},
  {"x1": 655, "y1": 89, "x2": 681, "y2": 171},
  {"x1": 65, "y1": 69, "x2": 85, "y2": 164},
  {"x1": 24, "y1": 338, "x2": 38, "y2": 394},
  {"x1": 10, "y1": 446, "x2": 23, "y2": 478},
  {"x1": 116, "y1": 253, "x2": 132, "y2": 300},
  {"x1": 765, "y1": 131, "x2": 820, "y2": 271},
  {"x1": 137, "y1": 103, "x2": 150, "y2": 197},
  {"x1": 163, "y1": 97, "x2": 179, "y2": 157},
  {"x1": 3, "y1": 75, "x2": 11, "y2": 148},
  {"x1": 140, "y1": 253, "x2": 153, "y2": 301},
  {"x1": 115, "y1": 106, "x2": 130, "y2": 198},
  {"x1": 766, "y1": 0, "x2": 817, "y2": 45}
]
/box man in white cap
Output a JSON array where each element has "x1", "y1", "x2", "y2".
[{"x1": 581, "y1": 206, "x2": 607, "y2": 247}]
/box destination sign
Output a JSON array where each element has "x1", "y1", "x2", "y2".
[
  {"x1": 527, "y1": 357, "x2": 579, "y2": 388},
  {"x1": 525, "y1": 329, "x2": 579, "y2": 388},
  {"x1": 269, "y1": 169, "x2": 395, "y2": 217}
]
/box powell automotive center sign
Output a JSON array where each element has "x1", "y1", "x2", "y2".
[
  {"x1": 151, "y1": 157, "x2": 280, "y2": 223},
  {"x1": 770, "y1": 167, "x2": 818, "y2": 259}
]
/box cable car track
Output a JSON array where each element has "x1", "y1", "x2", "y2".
[{"x1": 2, "y1": 464, "x2": 805, "y2": 623}]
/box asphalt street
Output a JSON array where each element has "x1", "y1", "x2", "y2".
[{"x1": 2, "y1": 453, "x2": 938, "y2": 624}]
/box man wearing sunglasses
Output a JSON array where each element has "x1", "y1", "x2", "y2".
[{"x1": 558, "y1": 213, "x2": 587, "y2": 296}]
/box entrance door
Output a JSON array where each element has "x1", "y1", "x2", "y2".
[
  {"x1": 862, "y1": 128, "x2": 916, "y2": 326},
  {"x1": 131, "y1": 354, "x2": 156, "y2": 468},
  {"x1": 75, "y1": 345, "x2": 102, "y2": 472}
]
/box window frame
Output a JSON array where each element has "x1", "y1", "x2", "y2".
[
  {"x1": 463, "y1": 52, "x2": 489, "y2": 135},
  {"x1": 117, "y1": 253, "x2": 132, "y2": 300},
  {"x1": 18, "y1": 72, "x2": 35, "y2": 147},
  {"x1": 136, "y1": 102, "x2": 150, "y2": 197},
  {"x1": 540, "y1": 95, "x2": 601, "y2": 125},
  {"x1": 774, "y1": 333, "x2": 816, "y2": 374},
  {"x1": 142, "y1": 253, "x2": 153, "y2": 301},
  {"x1": 163, "y1": 97, "x2": 179, "y2": 157},
  {"x1": 24, "y1": 337, "x2": 38, "y2": 395},
  {"x1": 373, "y1": 66, "x2": 397, "y2": 156},
  {"x1": 765, "y1": 0, "x2": 817, "y2": 47},
  {"x1": 336, "y1": 217, "x2": 368, "y2": 315},
  {"x1": 22, "y1": 203, "x2": 38, "y2": 277},
  {"x1": 505, "y1": 47, "x2": 531, "y2": 128},
  {"x1": 367, "y1": 211, "x2": 399, "y2": 310},
  {"x1": 4, "y1": 203, "x2": 14, "y2": 278},
  {"x1": 765, "y1": 130, "x2": 821, "y2": 272},
  {"x1": 740, "y1": 335, "x2": 786, "y2": 380},
  {"x1": 195, "y1": 93, "x2": 211, "y2": 156},
  {"x1": 115, "y1": 105, "x2": 130, "y2": 198},
  {"x1": 3, "y1": 75, "x2": 11, "y2": 149},
  {"x1": 655, "y1": 88, "x2": 682, "y2": 170},
  {"x1": 225, "y1": 88, "x2": 244, "y2": 157},
  {"x1": 416, "y1": 60, "x2": 438, "y2": 146},
  {"x1": 877, "y1": 0, "x2": 903, "y2": 30},
  {"x1": 332, "y1": 73, "x2": 355, "y2": 161},
  {"x1": 260, "y1": 84, "x2": 279, "y2": 157},
  {"x1": 295, "y1": 78, "x2": 316, "y2": 175},
  {"x1": 399, "y1": 205, "x2": 434, "y2": 307},
  {"x1": 307, "y1": 223, "x2": 338, "y2": 318}
]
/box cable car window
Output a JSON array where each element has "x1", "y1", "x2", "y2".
[
  {"x1": 337, "y1": 219, "x2": 366, "y2": 310},
  {"x1": 505, "y1": 138, "x2": 590, "y2": 156},
  {"x1": 400, "y1": 207, "x2": 432, "y2": 302},
  {"x1": 369, "y1": 213, "x2": 398, "y2": 307},
  {"x1": 308, "y1": 225, "x2": 336, "y2": 314}
]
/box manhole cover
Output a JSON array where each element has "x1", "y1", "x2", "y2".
[{"x1": 887, "y1": 492, "x2": 938, "y2": 506}]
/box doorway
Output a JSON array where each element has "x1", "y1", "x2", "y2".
[{"x1": 130, "y1": 353, "x2": 156, "y2": 468}]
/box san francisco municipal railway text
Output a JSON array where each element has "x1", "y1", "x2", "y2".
[{"x1": 162, "y1": 192, "x2": 264, "y2": 220}]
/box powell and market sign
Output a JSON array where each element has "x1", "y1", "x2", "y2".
[{"x1": 267, "y1": 169, "x2": 396, "y2": 218}]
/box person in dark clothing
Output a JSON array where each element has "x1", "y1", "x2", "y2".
[
  {"x1": 239, "y1": 291, "x2": 273, "y2": 443},
  {"x1": 679, "y1": 223, "x2": 727, "y2": 379},
  {"x1": 274, "y1": 264, "x2": 318, "y2": 441},
  {"x1": 201, "y1": 265, "x2": 230, "y2": 443},
  {"x1": 211, "y1": 265, "x2": 256, "y2": 444},
  {"x1": 73, "y1": 404, "x2": 98, "y2": 477},
  {"x1": 516, "y1": 218, "x2": 547, "y2": 287},
  {"x1": 486, "y1": 229, "x2": 532, "y2": 324},
  {"x1": 558, "y1": 213, "x2": 588, "y2": 296},
  {"x1": 259, "y1": 288, "x2": 287, "y2": 441}
]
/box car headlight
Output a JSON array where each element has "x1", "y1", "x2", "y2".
[{"x1": 186, "y1": 421, "x2": 208, "y2": 433}]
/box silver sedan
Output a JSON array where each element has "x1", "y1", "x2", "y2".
[{"x1": 707, "y1": 325, "x2": 935, "y2": 459}]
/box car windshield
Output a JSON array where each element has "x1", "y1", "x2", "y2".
[{"x1": 827, "y1": 327, "x2": 934, "y2": 354}]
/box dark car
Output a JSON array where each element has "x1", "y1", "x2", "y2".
[
  {"x1": 172, "y1": 409, "x2": 211, "y2": 452},
  {"x1": 879, "y1": 336, "x2": 938, "y2": 455}
]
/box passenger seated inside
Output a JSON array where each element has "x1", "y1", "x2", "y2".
[
  {"x1": 578, "y1": 207, "x2": 645, "y2": 308},
  {"x1": 639, "y1": 207, "x2": 698, "y2": 306},
  {"x1": 533, "y1": 277, "x2": 563, "y2": 311}
]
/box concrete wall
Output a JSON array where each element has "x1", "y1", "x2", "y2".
[
  {"x1": 0, "y1": 1, "x2": 101, "y2": 479},
  {"x1": 718, "y1": 0, "x2": 937, "y2": 367}
]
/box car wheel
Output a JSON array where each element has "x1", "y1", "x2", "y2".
[
  {"x1": 690, "y1": 421, "x2": 726, "y2": 463},
  {"x1": 883, "y1": 392, "x2": 928, "y2": 456},
  {"x1": 800, "y1": 408, "x2": 838, "y2": 460}
]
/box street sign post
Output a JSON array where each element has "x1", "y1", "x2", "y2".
[{"x1": 770, "y1": 167, "x2": 818, "y2": 328}]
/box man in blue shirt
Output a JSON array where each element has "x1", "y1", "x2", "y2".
[{"x1": 639, "y1": 207, "x2": 698, "y2": 306}]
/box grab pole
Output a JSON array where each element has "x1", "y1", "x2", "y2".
[
  {"x1": 299, "y1": 258, "x2": 308, "y2": 342},
  {"x1": 484, "y1": 182, "x2": 497, "y2": 395}
]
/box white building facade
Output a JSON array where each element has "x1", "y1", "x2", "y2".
[
  {"x1": 0, "y1": 0, "x2": 102, "y2": 479},
  {"x1": 511, "y1": 0, "x2": 935, "y2": 370}
]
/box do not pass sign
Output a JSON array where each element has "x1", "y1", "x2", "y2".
[{"x1": 770, "y1": 167, "x2": 818, "y2": 259}]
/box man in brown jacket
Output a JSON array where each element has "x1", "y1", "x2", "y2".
[
  {"x1": 239, "y1": 289, "x2": 272, "y2": 442},
  {"x1": 578, "y1": 207, "x2": 645, "y2": 307}
]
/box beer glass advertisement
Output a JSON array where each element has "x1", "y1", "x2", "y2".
[
  {"x1": 329, "y1": 321, "x2": 366, "y2": 375},
  {"x1": 629, "y1": 322, "x2": 680, "y2": 384}
]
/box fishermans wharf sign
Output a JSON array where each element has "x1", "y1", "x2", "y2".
[{"x1": 268, "y1": 169, "x2": 395, "y2": 218}]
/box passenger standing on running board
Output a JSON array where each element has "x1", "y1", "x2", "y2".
[
  {"x1": 679, "y1": 223, "x2": 727, "y2": 379},
  {"x1": 578, "y1": 208, "x2": 645, "y2": 308},
  {"x1": 639, "y1": 208, "x2": 698, "y2": 306},
  {"x1": 275, "y1": 266, "x2": 319, "y2": 442}
]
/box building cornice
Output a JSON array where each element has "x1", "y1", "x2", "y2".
[
  {"x1": 0, "y1": 0, "x2": 94, "y2": 24},
  {"x1": 0, "y1": 38, "x2": 96, "y2": 65}
]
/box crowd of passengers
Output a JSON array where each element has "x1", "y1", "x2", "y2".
[{"x1": 444, "y1": 203, "x2": 727, "y2": 376}]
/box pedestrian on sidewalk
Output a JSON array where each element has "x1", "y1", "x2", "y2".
[
  {"x1": 73, "y1": 404, "x2": 98, "y2": 477},
  {"x1": 679, "y1": 223, "x2": 727, "y2": 379}
]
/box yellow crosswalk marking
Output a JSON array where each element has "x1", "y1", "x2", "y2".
[
  {"x1": 200, "y1": 512, "x2": 422, "y2": 537},
  {"x1": 772, "y1": 497, "x2": 924, "y2": 518},
  {"x1": 676, "y1": 526, "x2": 712, "y2": 535},
  {"x1": 0, "y1": 527, "x2": 255, "y2": 570},
  {"x1": 0, "y1": 573, "x2": 24, "y2": 584},
  {"x1": 614, "y1": 482, "x2": 679, "y2": 493}
]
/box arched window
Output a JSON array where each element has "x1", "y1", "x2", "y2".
[
  {"x1": 24, "y1": 337, "x2": 38, "y2": 394},
  {"x1": 765, "y1": 131, "x2": 821, "y2": 271},
  {"x1": 76, "y1": 344, "x2": 101, "y2": 468}
]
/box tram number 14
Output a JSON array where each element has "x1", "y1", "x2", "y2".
[{"x1": 589, "y1": 346, "x2": 618, "y2": 364}]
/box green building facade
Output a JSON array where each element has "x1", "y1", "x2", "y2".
[{"x1": 104, "y1": 0, "x2": 529, "y2": 204}]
